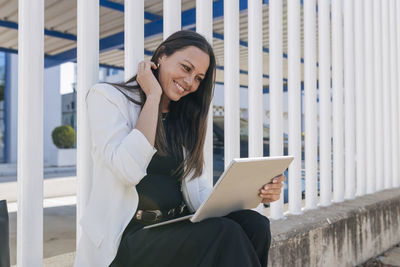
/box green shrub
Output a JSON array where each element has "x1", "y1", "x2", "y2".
[{"x1": 52, "y1": 125, "x2": 76, "y2": 149}]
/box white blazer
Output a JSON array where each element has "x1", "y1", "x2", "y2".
[{"x1": 74, "y1": 83, "x2": 212, "y2": 267}]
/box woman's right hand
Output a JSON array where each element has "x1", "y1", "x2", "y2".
[{"x1": 136, "y1": 61, "x2": 163, "y2": 98}]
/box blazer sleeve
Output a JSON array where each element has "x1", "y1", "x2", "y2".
[{"x1": 86, "y1": 84, "x2": 157, "y2": 187}]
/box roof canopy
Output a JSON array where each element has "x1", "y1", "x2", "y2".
[{"x1": 0, "y1": 0, "x2": 308, "y2": 87}]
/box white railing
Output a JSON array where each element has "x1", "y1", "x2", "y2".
[
  {"x1": 287, "y1": 0, "x2": 302, "y2": 215},
  {"x1": 14, "y1": 0, "x2": 400, "y2": 265},
  {"x1": 269, "y1": 0, "x2": 284, "y2": 220},
  {"x1": 76, "y1": 0, "x2": 98, "y2": 249},
  {"x1": 343, "y1": 0, "x2": 356, "y2": 200},
  {"x1": 17, "y1": 0, "x2": 44, "y2": 266},
  {"x1": 318, "y1": 0, "x2": 332, "y2": 207},
  {"x1": 224, "y1": 0, "x2": 240, "y2": 168},
  {"x1": 374, "y1": 0, "x2": 385, "y2": 192},
  {"x1": 332, "y1": 0, "x2": 345, "y2": 202},
  {"x1": 365, "y1": 0, "x2": 375, "y2": 194}
]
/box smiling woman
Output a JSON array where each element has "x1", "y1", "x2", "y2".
[
  {"x1": 158, "y1": 46, "x2": 209, "y2": 104},
  {"x1": 74, "y1": 30, "x2": 283, "y2": 267}
]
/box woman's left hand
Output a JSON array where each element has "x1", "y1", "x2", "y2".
[{"x1": 258, "y1": 174, "x2": 286, "y2": 204}]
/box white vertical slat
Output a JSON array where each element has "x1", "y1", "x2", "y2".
[
  {"x1": 343, "y1": 0, "x2": 356, "y2": 200},
  {"x1": 304, "y1": 0, "x2": 318, "y2": 210},
  {"x1": 288, "y1": 0, "x2": 302, "y2": 214},
  {"x1": 164, "y1": 0, "x2": 181, "y2": 40},
  {"x1": 373, "y1": 0, "x2": 384, "y2": 192},
  {"x1": 397, "y1": 0, "x2": 400, "y2": 189},
  {"x1": 124, "y1": 0, "x2": 144, "y2": 80},
  {"x1": 364, "y1": 0, "x2": 376, "y2": 194},
  {"x1": 381, "y1": 0, "x2": 392, "y2": 190},
  {"x1": 354, "y1": 0, "x2": 366, "y2": 196},
  {"x1": 269, "y1": 0, "x2": 284, "y2": 219},
  {"x1": 196, "y1": 0, "x2": 213, "y2": 187},
  {"x1": 224, "y1": 0, "x2": 240, "y2": 168},
  {"x1": 318, "y1": 0, "x2": 332, "y2": 207},
  {"x1": 332, "y1": 0, "x2": 345, "y2": 203},
  {"x1": 389, "y1": 0, "x2": 399, "y2": 189},
  {"x1": 76, "y1": 0, "x2": 98, "y2": 244},
  {"x1": 248, "y1": 0, "x2": 264, "y2": 215},
  {"x1": 17, "y1": 0, "x2": 44, "y2": 265},
  {"x1": 248, "y1": 0, "x2": 263, "y2": 158},
  {"x1": 373, "y1": 1, "x2": 384, "y2": 191}
]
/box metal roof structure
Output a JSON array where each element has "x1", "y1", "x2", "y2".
[{"x1": 0, "y1": 0, "x2": 310, "y2": 88}]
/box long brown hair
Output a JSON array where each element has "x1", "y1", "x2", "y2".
[{"x1": 109, "y1": 30, "x2": 216, "y2": 180}]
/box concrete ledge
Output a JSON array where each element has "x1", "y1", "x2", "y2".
[
  {"x1": 269, "y1": 188, "x2": 400, "y2": 267},
  {"x1": 14, "y1": 188, "x2": 400, "y2": 266}
]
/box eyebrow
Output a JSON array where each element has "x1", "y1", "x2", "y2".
[{"x1": 183, "y1": 59, "x2": 205, "y2": 77}]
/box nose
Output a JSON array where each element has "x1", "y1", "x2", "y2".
[{"x1": 183, "y1": 74, "x2": 195, "y2": 89}]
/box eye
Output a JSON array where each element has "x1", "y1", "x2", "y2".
[
  {"x1": 181, "y1": 64, "x2": 191, "y2": 71},
  {"x1": 196, "y1": 76, "x2": 203, "y2": 82}
]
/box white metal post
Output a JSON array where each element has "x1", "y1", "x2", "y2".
[
  {"x1": 332, "y1": 0, "x2": 345, "y2": 203},
  {"x1": 381, "y1": 0, "x2": 392, "y2": 189},
  {"x1": 288, "y1": 0, "x2": 302, "y2": 214},
  {"x1": 269, "y1": 0, "x2": 284, "y2": 219},
  {"x1": 373, "y1": 0, "x2": 384, "y2": 192},
  {"x1": 17, "y1": 0, "x2": 44, "y2": 265},
  {"x1": 318, "y1": 0, "x2": 332, "y2": 207},
  {"x1": 389, "y1": 0, "x2": 399, "y2": 189},
  {"x1": 343, "y1": 0, "x2": 356, "y2": 200},
  {"x1": 224, "y1": 0, "x2": 240, "y2": 167},
  {"x1": 354, "y1": 0, "x2": 366, "y2": 196},
  {"x1": 196, "y1": 0, "x2": 213, "y2": 187},
  {"x1": 364, "y1": 0, "x2": 376, "y2": 194},
  {"x1": 397, "y1": 0, "x2": 400, "y2": 188},
  {"x1": 164, "y1": 0, "x2": 181, "y2": 40},
  {"x1": 304, "y1": 0, "x2": 318, "y2": 210},
  {"x1": 76, "y1": 0, "x2": 98, "y2": 244},
  {"x1": 248, "y1": 0, "x2": 264, "y2": 214},
  {"x1": 124, "y1": 0, "x2": 144, "y2": 80},
  {"x1": 248, "y1": 0, "x2": 263, "y2": 158}
]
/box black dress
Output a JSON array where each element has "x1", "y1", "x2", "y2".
[{"x1": 110, "y1": 117, "x2": 271, "y2": 267}]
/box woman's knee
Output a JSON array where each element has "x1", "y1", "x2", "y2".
[
  {"x1": 204, "y1": 217, "x2": 244, "y2": 236},
  {"x1": 229, "y1": 210, "x2": 270, "y2": 229},
  {"x1": 248, "y1": 211, "x2": 270, "y2": 237},
  {"x1": 227, "y1": 210, "x2": 271, "y2": 240}
]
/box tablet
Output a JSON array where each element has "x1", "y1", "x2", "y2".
[{"x1": 144, "y1": 155, "x2": 294, "y2": 229}]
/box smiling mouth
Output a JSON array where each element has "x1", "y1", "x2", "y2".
[{"x1": 174, "y1": 80, "x2": 188, "y2": 93}]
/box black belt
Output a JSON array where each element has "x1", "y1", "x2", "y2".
[{"x1": 134, "y1": 202, "x2": 187, "y2": 224}]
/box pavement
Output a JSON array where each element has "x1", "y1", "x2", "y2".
[
  {"x1": 2, "y1": 164, "x2": 400, "y2": 266},
  {"x1": 358, "y1": 244, "x2": 400, "y2": 266},
  {"x1": 0, "y1": 164, "x2": 76, "y2": 266}
]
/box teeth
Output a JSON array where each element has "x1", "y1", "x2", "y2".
[{"x1": 174, "y1": 81, "x2": 185, "y2": 92}]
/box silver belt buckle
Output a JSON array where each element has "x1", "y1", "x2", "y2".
[
  {"x1": 135, "y1": 209, "x2": 162, "y2": 222},
  {"x1": 135, "y1": 210, "x2": 143, "y2": 220}
]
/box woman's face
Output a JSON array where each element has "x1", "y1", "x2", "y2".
[{"x1": 158, "y1": 46, "x2": 210, "y2": 103}]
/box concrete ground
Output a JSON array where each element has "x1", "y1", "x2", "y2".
[
  {"x1": 358, "y1": 244, "x2": 400, "y2": 267},
  {"x1": 8, "y1": 204, "x2": 76, "y2": 266},
  {"x1": 0, "y1": 165, "x2": 76, "y2": 266}
]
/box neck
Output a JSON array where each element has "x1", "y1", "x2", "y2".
[{"x1": 160, "y1": 94, "x2": 170, "y2": 113}]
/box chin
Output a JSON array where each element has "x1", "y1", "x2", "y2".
[{"x1": 169, "y1": 93, "x2": 183, "y2": 102}]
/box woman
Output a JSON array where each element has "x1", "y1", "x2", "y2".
[{"x1": 74, "y1": 30, "x2": 286, "y2": 267}]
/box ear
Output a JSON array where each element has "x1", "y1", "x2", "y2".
[{"x1": 158, "y1": 54, "x2": 167, "y2": 64}]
